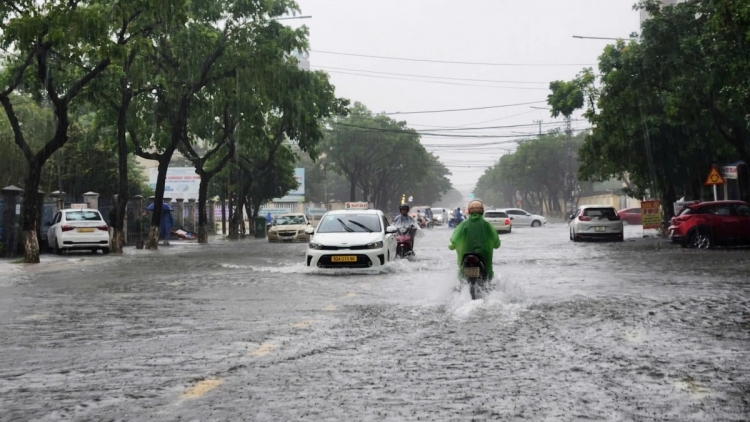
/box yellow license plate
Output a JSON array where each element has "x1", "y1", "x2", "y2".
[
  {"x1": 332, "y1": 256, "x2": 357, "y2": 263},
  {"x1": 77, "y1": 228, "x2": 95, "y2": 233},
  {"x1": 463, "y1": 267, "x2": 480, "y2": 278}
]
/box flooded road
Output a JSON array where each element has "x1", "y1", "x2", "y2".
[{"x1": 0, "y1": 224, "x2": 748, "y2": 421}]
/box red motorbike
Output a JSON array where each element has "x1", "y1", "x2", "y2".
[{"x1": 395, "y1": 226, "x2": 417, "y2": 258}]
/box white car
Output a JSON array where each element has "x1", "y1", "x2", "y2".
[
  {"x1": 497, "y1": 208, "x2": 547, "y2": 227},
  {"x1": 483, "y1": 209, "x2": 512, "y2": 234},
  {"x1": 46, "y1": 208, "x2": 111, "y2": 254},
  {"x1": 431, "y1": 207, "x2": 449, "y2": 226},
  {"x1": 305, "y1": 209, "x2": 397, "y2": 269},
  {"x1": 569, "y1": 205, "x2": 624, "y2": 242}
]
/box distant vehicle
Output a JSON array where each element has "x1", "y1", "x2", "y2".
[
  {"x1": 569, "y1": 205, "x2": 624, "y2": 242},
  {"x1": 268, "y1": 213, "x2": 311, "y2": 242},
  {"x1": 46, "y1": 208, "x2": 111, "y2": 254},
  {"x1": 668, "y1": 200, "x2": 750, "y2": 249},
  {"x1": 483, "y1": 210, "x2": 512, "y2": 234},
  {"x1": 617, "y1": 207, "x2": 642, "y2": 225},
  {"x1": 431, "y1": 207, "x2": 449, "y2": 226},
  {"x1": 305, "y1": 208, "x2": 397, "y2": 269},
  {"x1": 496, "y1": 208, "x2": 547, "y2": 227}
]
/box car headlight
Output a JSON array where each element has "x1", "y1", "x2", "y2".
[
  {"x1": 367, "y1": 241, "x2": 383, "y2": 249},
  {"x1": 309, "y1": 242, "x2": 323, "y2": 250}
]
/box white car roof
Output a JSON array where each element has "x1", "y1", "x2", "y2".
[
  {"x1": 578, "y1": 204, "x2": 616, "y2": 209},
  {"x1": 61, "y1": 208, "x2": 100, "y2": 213},
  {"x1": 324, "y1": 209, "x2": 382, "y2": 216}
]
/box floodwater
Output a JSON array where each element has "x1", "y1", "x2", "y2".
[{"x1": 0, "y1": 224, "x2": 748, "y2": 421}]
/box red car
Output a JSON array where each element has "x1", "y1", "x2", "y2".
[
  {"x1": 668, "y1": 200, "x2": 750, "y2": 248},
  {"x1": 617, "y1": 207, "x2": 642, "y2": 225}
]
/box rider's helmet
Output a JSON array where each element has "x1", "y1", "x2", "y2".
[
  {"x1": 399, "y1": 204, "x2": 410, "y2": 212},
  {"x1": 468, "y1": 200, "x2": 484, "y2": 215}
]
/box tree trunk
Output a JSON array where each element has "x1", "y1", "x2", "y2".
[
  {"x1": 197, "y1": 175, "x2": 209, "y2": 243},
  {"x1": 349, "y1": 175, "x2": 357, "y2": 202},
  {"x1": 21, "y1": 162, "x2": 43, "y2": 263},
  {"x1": 111, "y1": 89, "x2": 132, "y2": 253},
  {"x1": 146, "y1": 155, "x2": 173, "y2": 249}
]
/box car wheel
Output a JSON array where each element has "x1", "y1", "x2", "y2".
[
  {"x1": 55, "y1": 240, "x2": 63, "y2": 255},
  {"x1": 508, "y1": 226, "x2": 512, "y2": 234},
  {"x1": 102, "y1": 247, "x2": 110, "y2": 255},
  {"x1": 571, "y1": 229, "x2": 579, "y2": 242},
  {"x1": 689, "y1": 229, "x2": 712, "y2": 249},
  {"x1": 531, "y1": 220, "x2": 541, "y2": 227}
]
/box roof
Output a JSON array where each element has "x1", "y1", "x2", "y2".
[
  {"x1": 690, "y1": 200, "x2": 748, "y2": 207},
  {"x1": 326, "y1": 209, "x2": 381, "y2": 215},
  {"x1": 577, "y1": 204, "x2": 617, "y2": 209}
]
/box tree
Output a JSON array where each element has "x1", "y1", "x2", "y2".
[{"x1": 0, "y1": 0, "x2": 157, "y2": 262}]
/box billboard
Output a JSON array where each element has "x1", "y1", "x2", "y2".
[
  {"x1": 274, "y1": 168, "x2": 305, "y2": 203},
  {"x1": 641, "y1": 200, "x2": 662, "y2": 230},
  {"x1": 149, "y1": 167, "x2": 201, "y2": 200}
]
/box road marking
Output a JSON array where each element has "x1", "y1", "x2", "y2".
[
  {"x1": 250, "y1": 341, "x2": 277, "y2": 357},
  {"x1": 675, "y1": 377, "x2": 711, "y2": 400},
  {"x1": 323, "y1": 304, "x2": 337, "y2": 311},
  {"x1": 292, "y1": 320, "x2": 313, "y2": 329},
  {"x1": 182, "y1": 379, "x2": 223, "y2": 398}
]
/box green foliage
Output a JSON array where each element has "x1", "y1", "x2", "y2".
[
  {"x1": 474, "y1": 133, "x2": 587, "y2": 214},
  {"x1": 322, "y1": 102, "x2": 452, "y2": 210}
]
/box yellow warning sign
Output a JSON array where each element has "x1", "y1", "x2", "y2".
[{"x1": 704, "y1": 165, "x2": 725, "y2": 186}]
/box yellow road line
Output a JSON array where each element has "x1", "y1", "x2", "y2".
[
  {"x1": 182, "y1": 379, "x2": 223, "y2": 398},
  {"x1": 250, "y1": 341, "x2": 277, "y2": 357}
]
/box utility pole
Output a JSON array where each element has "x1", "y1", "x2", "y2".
[
  {"x1": 533, "y1": 120, "x2": 542, "y2": 137},
  {"x1": 565, "y1": 114, "x2": 574, "y2": 214}
]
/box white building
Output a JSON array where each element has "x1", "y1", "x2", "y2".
[{"x1": 640, "y1": 0, "x2": 685, "y2": 23}]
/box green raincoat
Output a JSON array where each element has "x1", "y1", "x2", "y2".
[{"x1": 449, "y1": 213, "x2": 501, "y2": 279}]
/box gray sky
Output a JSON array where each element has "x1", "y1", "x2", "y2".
[{"x1": 290, "y1": 0, "x2": 641, "y2": 199}]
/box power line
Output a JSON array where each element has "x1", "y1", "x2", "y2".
[
  {"x1": 408, "y1": 110, "x2": 540, "y2": 129},
  {"x1": 320, "y1": 69, "x2": 550, "y2": 90},
  {"x1": 383, "y1": 100, "x2": 547, "y2": 115},
  {"x1": 313, "y1": 65, "x2": 550, "y2": 85},
  {"x1": 310, "y1": 50, "x2": 596, "y2": 67}
]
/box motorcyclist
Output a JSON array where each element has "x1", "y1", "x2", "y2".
[
  {"x1": 392, "y1": 204, "x2": 418, "y2": 227},
  {"x1": 449, "y1": 200, "x2": 500, "y2": 279}
]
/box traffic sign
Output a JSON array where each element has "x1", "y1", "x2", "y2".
[{"x1": 704, "y1": 165, "x2": 725, "y2": 186}]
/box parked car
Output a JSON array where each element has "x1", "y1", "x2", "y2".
[
  {"x1": 668, "y1": 200, "x2": 750, "y2": 249},
  {"x1": 569, "y1": 205, "x2": 624, "y2": 242},
  {"x1": 496, "y1": 208, "x2": 547, "y2": 227},
  {"x1": 46, "y1": 208, "x2": 111, "y2": 254},
  {"x1": 617, "y1": 207, "x2": 642, "y2": 225},
  {"x1": 483, "y1": 210, "x2": 512, "y2": 234},
  {"x1": 267, "y1": 213, "x2": 311, "y2": 242}
]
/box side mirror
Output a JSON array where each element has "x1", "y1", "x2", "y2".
[
  {"x1": 509, "y1": 217, "x2": 514, "y2": 220},
  {"x1": 304, "y1": 227, "x2": 314, "y2": 235},
  {"x1": 569, "y1": 214, "x2": 575, "y2": 220},
  {"x1": 386, "y1": 225, "x2": 397, "y2": 234}
]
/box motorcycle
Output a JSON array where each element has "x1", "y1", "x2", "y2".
[
  {"x1": 448, "y1": 216, "x2": 464, "y2": 228},
  {"x1": 461, "y1": 253, "x2": 488, "y2": 300},
  {"x1": 395, "y1": 226, "x2": 417, "y2": 258}
]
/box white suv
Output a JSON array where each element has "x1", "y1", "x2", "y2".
[
  {"x1": 569, "y1": 205, "x2": 624, "y2": 242},
  {"x1": 483, "y1": 210, "x2": 512, "y2": 234}
]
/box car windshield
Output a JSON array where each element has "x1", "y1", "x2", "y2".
[
  {"x1": 65, "y1": 211, "x2": 102, "y2": 221},
  {"x1": 583, "y1": 208, "x2": 616, "y2": 217},
  {"x1": 275, "y1": 215, "x2": 306, "y2": 225},
  {"x1": 317, "y1": 214, "x2": 381, "y2": 233},
  {"x1": 484, "y1": 212, "x2": 508, "y2": 218}
]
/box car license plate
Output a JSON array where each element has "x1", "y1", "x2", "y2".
[
  {"x1": 595, "y1": 227, "x2": 606, "y2": 232},
  {"x1": 77, "y1": 228, "x2": 94, "y2": 233},
  {"x1": 463, "y1": 267, "x2": 480, "y2": 278},
  {"x1": 332, "y1": 256, "x2": 357, "y2": 263}
]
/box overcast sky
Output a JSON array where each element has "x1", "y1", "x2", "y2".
[{"x1": 289, "y1": 0, "x2": 642, "y2": 198}]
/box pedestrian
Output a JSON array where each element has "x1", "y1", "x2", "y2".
[{"x1": 160, "y1": 204, "x2": 174, "y2": 246}]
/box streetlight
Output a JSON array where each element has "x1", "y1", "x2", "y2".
[
  {"x1": 572, "y1": 35, "x2": 636, "y2": 41},
  {"x1": 274, "y1": 15, "x2": 312, "y2": 21}
]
